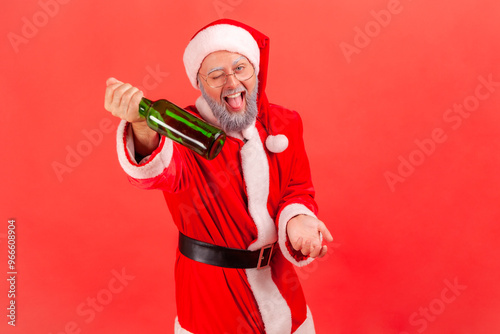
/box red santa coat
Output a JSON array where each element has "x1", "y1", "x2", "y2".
[{"x1": 116, "y1": 20, "x2": 320, "y2": 334}]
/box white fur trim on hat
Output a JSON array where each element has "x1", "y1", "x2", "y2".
[
  {"x1": 183, "y1": 24, "x2": 260, "y2": 90},
  {"x1": 265, "y1": 134, "x2": 289, "y2": 153}
]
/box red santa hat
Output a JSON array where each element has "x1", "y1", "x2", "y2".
[
  {"x1": 183, "y1": 19, "x2": 288, "y2": 153},
  {"x1": 183, "y1": 22, "x2": 260, "y2": 90}
]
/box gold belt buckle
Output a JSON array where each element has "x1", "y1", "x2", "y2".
[{"x1": 257, "y1": 243, "x2": 274, "y2": 269}]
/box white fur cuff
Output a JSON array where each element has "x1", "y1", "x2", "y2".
[
  {"x1": 278, "y1": 203, "x2": 318, "y2": 267},
  {"x1": 116, "y1": 120, "x2": 173, "y2": 180}
]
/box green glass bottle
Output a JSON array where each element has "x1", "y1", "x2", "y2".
[{"x1": 138, "y1": 98, "x2": 226, "y2": 160}]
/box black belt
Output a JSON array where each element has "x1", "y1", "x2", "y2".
[{"x1": 178, "y1": 232, "x2": 276, "y2": 269}]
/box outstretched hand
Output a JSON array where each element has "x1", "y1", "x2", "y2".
[{"x1": 287, "y1": 215, "x2": 333, "y2": 258}]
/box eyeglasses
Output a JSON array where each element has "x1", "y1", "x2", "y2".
[{"x1": 198, "y1": 61, "x2": 255, "y2": 88}]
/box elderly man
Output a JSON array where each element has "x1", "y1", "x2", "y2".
[{"x1": 104, "y1": 19, "x2": 333, "y2": 334}]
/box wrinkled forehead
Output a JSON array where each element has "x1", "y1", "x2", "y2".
[{"x1": 199, "y1": 51, "x2": 250, "y2": 74}]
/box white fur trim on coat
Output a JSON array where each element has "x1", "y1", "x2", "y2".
[
  {"x1": 171, "y1": 121, "x2": 315, "y2": 334},
  {"x1": 183, "y1": 24, "x2": 260, "y2": 90},
  {"x1": 278, "y1": 203, "x2": 318, "y2": 267},
  {"x1": 174, "y1": 316, "x2": 192, "y2": 334},
  {"x1": 116, "y1": 119, "x2": 173, "y2": 180},
  {"x1": 239, "y1": 125, "x2": 292, "y2": 334},
  {"x1": 246, "y1": 267, "x2": 292, "y2": 333},
  {"x1": 240, "y1": 125, "x2": 277, "y2": 250},
  {"x1": 266, "y1": 134, "x2": 289, "y2": 153},
  {"x1": 294, "y1": 306, "x2": 316, "y2": 334},
  {"x1": 174, "y1": 308, "x2": 315, "y2": 333}
]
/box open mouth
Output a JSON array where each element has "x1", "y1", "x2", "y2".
[{"x1": 223, "y1": 91, "x2": 246, "y2": 111}]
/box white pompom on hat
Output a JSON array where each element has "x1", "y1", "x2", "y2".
[
  {"x1": 265, "y1": 134, "x2": 289, "y2": 153},
  {"x1": 183, "y1": 23, "x2": 261, "y2": 90}
]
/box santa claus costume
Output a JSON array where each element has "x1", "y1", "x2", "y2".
[{"x1": 116, "y1": 19, "x2": 320, "y2": 334}]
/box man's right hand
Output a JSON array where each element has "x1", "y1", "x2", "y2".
[
  {"x1": 104, "y1": 77, "x2": 145, "y2": 124},
  {"x1": 104, "y1": 77, "x2": 160, "y2": 159}
]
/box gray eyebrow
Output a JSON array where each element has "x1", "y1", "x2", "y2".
[
  {"x1": 207, "y1": 66, "x2": 224, "y2": 75},
  {"x1": 232, "y1": 56, "x2": 248, "y2": 66}
]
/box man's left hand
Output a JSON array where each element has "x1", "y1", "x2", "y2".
[{"x1": 287, "y1": 215, "x2": 333, "y2": 258}]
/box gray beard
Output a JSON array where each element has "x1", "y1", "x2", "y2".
[{"x1": 199, "y1": 81, "x2": 259, "y2": 133}]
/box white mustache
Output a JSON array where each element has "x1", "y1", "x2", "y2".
[{"x1": 222, "y1": 86, "x2": 246, "y2": 98}]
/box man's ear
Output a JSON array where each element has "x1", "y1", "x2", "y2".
[{"x1": 196, "y1": 74, "x2": 202, "y2": 90}]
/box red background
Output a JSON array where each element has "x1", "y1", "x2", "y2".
[{"x1": 1, "y1": 0, "x2": 499, "y2": 333}]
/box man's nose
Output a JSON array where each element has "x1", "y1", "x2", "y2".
[{"x1": 224, "y1": 73, "x2": 239, "y2": 89}]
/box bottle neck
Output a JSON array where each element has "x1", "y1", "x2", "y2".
[{"x1": 138, "y1": 98, "x2": 153, "y2": 117}]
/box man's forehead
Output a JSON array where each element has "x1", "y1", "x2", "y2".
[{"x1": 200, "y1": 51, "x2": 249, "y2": 70}]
